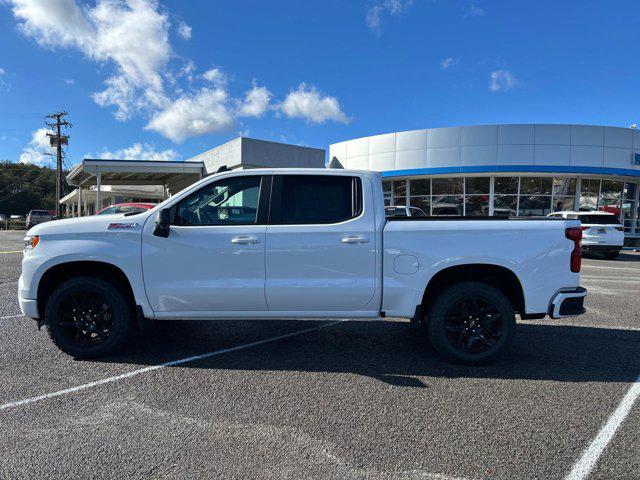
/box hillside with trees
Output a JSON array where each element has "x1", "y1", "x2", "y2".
[{"x1": 0, "y1": 161, "x2": 66, "y2": 216}]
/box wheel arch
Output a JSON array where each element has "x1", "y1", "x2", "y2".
[
  {"x1": 37, "y1": 261, "x2": 136, "y2": 319},
  {"x1": 420, "y1": 263, "x2": 525, "y2": 316}
]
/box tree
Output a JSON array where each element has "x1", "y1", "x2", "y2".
[{"x1": 0, "y1": 161, "x2": 64, "y2": 215}]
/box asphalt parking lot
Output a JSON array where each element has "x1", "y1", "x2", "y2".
[{"x1": 0, "y1": 230, "x2": 639, "y2": 480}]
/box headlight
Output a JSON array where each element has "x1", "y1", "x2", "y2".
[{"x1": 24, "y1": 235, "x2": 40, "y2": 251}]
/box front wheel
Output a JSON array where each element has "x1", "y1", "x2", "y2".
[
  {"x1": 426, "y1": 282, "x2": 516, "y2": 365},
  {"x1": 45, "y1": 277, "x2": 133, "y2": 358}
]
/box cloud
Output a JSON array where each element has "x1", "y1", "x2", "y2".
[
  {"x1": 145, "y1": 88, "x2": 234, "y2": 143},
  {"x1": 97, "y1": 142, "x2": 180, "y2": 161},
  {"x1": 365, "y1": 0, "x2": 413, "y2": 34},
  {"x1": 489, "y1": 70, "x2": 518, "y2": 92},
  {"x1": 0, "y1": 67, "x2": 8, "y2": 90},
  {"x1": 463, "y1": 4, "x2": 484, "y2": 18},
  {"x1": 9, "y1": 0, "x2": 171, "y2": 120},
  {"x1": 6, "y1": 0, "x2": 351, "y2": 142},
  {"x1": 202, "y1": 67, "x2": 228, "y2": 87},
  {"x1": 440, "y1": 57, "x2": 459, "y2": 70},
  {"x1": 64, "y1": 78, "x2": 75, "y2": 84},
  {"x1": 177, "y1": 20, "x2": 191, "y2": 40},
  {"x1": 236, "y1": 81, "x2": 272, "y2": 118},
  {"x1": 279, "y1": 83, "x2": 350, "y2": 124},
  {"x1": 19, "y1": 128, "x2": 53, "y2": 166}
]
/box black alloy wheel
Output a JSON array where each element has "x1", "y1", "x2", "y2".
[
  {"x1": 45, "y1": 277, "x2": 132, "y2": 358},
  {"x1": 426, "y1": 282, "x2": 516, "y2": 364}
]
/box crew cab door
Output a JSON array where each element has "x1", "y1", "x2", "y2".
[
  {"x1": 142, "y1": 174, "x2": 270, "y2": 314},
  {"x1": 265, "y1": 174, "x2": 377, "y2": 312}
]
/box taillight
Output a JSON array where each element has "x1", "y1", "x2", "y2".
[
  {"x1": 580, "y1": 226, "x2": 589, "y2": 231},
  {"x1": 565, "y1": 227, "x2": 582, "y2": 273},
  {"x1": 615, "y1": 226, "x2": 624, "y2": 232}
]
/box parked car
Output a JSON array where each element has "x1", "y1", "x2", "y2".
[
  {"x1": 0, "y1": 213, "x2": 7, "y2": 221},
  {"x1": 10, "y1": 214, "x2": 23, "y2": 219},
  {"x1": 385, "y1": 205, "x2": 427, "y2": 217},
  {"x1": 26, "y1": 210, "x2": 54, "y2": 229},
  {"x1": 96, "y1": 202, "x2": 156, "y2": 215},
  {"x1": 548, "y1": 211, "x2": 624, "y2": 259},
  {"x1": 20, "y1": 169, "x2": 586, "y2": 364}
]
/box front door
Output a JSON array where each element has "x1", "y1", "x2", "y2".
[
  {"x1": 265, "y1": 174, "x2": 377, "y2": 312},
  {"x1": 142, "y1": 174, "x2": 269, "y2": 314}
]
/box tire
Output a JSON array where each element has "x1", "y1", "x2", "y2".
[
  {"x1": 604, "y1": 251, "x2": 619, "y2": 260},
  {"x1": 45, "y1": 277, "x2": 133, "y2": 358},
  {"x1": 426, "y1": 282, "x2": 516, "y2": 365}
]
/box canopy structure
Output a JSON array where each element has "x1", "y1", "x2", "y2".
[{"x1": 65, "y1": 159, "x2": 205, "y2": 214}]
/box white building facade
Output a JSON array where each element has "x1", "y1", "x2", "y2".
[{"x1": 329, "y1": 124, "x2": 640, "y2": 239}]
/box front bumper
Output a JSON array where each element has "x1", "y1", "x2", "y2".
[
  {"x1": 549, "y1": 287, "x2": 587, "y2": 319},
  {"x1": 19, "y1": 296, "x2": 39, "y2": 318}
]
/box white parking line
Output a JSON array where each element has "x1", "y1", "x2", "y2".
[
  {"x1": 0, "y1": 314, "x2": 23, "y2": 321},
  {"x1": 582, "y1": 265, "x2": 640, "y2": 272},
  {"x1": 0, "y1": 320, "x2": 345, "y2": 412},
  {"x1": 565, "y1": 374, "x2": 640, "y2": 480}
]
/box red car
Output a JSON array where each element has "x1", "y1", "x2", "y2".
[{"x1": 96, "y1": 202, "x2": 156, "y2": 215}]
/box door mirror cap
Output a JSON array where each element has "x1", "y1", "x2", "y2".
[{"x1": 153, "y1": 208, "x2": 171, "y2": 238}]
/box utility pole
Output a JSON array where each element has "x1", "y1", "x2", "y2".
[{"x1": 45, "y1": 111, "x2": 71, "y2": 218}]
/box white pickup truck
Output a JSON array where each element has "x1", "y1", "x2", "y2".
[{"x1": 19, "y1": 169, "x2": 587, "y2": 364}]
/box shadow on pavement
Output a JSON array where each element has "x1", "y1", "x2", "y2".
[{"x1": 96, "y1": 319, "x2": 640, "y2": 387}]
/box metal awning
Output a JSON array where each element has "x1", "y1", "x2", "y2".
[{"x1": 67, "y1": 159, "x2": 205, "y2": 187}]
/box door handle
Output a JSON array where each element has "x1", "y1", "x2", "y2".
[
  {"x1": 231, "y1": 236, "x2": 260, "y2": 244},
  {"x1": 341, "y1": 235, "x2": 369, "y2": 244}
]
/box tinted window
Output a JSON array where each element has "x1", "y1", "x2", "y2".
[
  {"x1": 97, "y1": 206, "x2": 118, "y2": 215},
  {"x1": 30, "y1": 210, "x2": 49, "y2": 216},
  {"x1": 579, "y1": 214, "x2": 619, "y2": 225},
  {"x1": 386, "y1": 207, "x2": 407, "y2": 217},
  {"x1": 278, "y1": 175, "x2": 361, "y2": 225},
  {"x1": 408, "y1": 207, "x2": 427, "y2": 217},
  {"x1": 175, "y1": 176, "x2": 261, "y2": 226}
]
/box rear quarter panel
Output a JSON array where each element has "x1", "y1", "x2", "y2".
[{"x1": 382, "y1": 219, "x2": 580, "y2": 317}]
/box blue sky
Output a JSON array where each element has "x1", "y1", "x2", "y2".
[{"x1": 1, "y1": 0, "x2": 639, "y2": 167}]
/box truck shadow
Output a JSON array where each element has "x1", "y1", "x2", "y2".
[{"x1": 97, "y1": 319, "x2": 640, "y2": 387}]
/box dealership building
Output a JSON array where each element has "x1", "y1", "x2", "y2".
[
  {"x1": 329, "y1": 124, "x2": 640, "y2": 239},
  {"x1": 65, "y1": 123, "x2": 640, "y2": 242}
]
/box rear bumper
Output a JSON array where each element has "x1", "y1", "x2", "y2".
[
  {"x1": 582, "y1": 244, "x2": 621, "y2": 254},
  {"x1": 549, "y1": 287, "x2": 587, "y2": 319}
]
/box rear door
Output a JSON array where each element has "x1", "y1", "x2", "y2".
[{"x1": 265, "y1": 174, "x2": 377, "y2": 312}]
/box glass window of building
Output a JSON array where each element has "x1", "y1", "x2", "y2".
[
  {"x1": 552, "y1": 196, "x2": 575, "y2": 212},
  {"x1": 465, "y1": 195, "x2": 490, "y2": 216},
  {"x1": 410, "y1": 196, "x2": 430, "y2": 215},
  {"x1": 465, "y1": 177, "x2": 490, "y2": 195},
  {"x1": 520, "y1": 177, "x2": 552, "y2": 195},
  {"x1": 599, "y1": 180, "x2": 623, "y2": 210},
  {"x1": 382, "y1": 180, "x2": 392, "y2": 206},
  {"x1": 432, "y1": 195, "x2": 463, "y2": 216},
  {"x1": 432, "y1": 178, "x2": 463, "y2": 195},
  {"x1": 552, "y1": 178, "x2": 576, "y2": 196},
  {"x1": 519, "y1": 196, "x2": 551, "y2": 216},
  {"x1": 493, "y1": 195, "x2": 517, "y2": 216},
  {"x1": 495, "y1": 177, "x2": 519, "y2": 195},
  {"x1": 410, "y1": 179, "x2": 430, "y2": 196},
  {"x1": 580, "y1": 178, "x2": 600, "y2": 211},
  {"x1": 393, "y1": 180, "x2": 407, "y2": 205}
]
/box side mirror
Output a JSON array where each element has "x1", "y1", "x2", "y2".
[{"x1": 153, "y1": 208, "x2": 171, "y2": 238}]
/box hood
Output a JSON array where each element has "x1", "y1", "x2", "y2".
[{"x1": 27, "y1": 212, "x2": 153, "y2": 236}]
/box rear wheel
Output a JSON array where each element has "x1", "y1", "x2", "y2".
[
  {"x1": 45, "y1": 277, "x2": 133, "y2": 358},
  {"x1": 426, "y1": 282, "x2": 515, "y2": 364}
]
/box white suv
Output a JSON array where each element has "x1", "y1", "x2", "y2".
[{"x1": 548, "y1": 211, "x2": 624, "y2": 259}]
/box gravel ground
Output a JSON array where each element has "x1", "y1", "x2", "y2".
[{"x1": 0, "y1": 230, "x2": 639, "y2": 479}]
